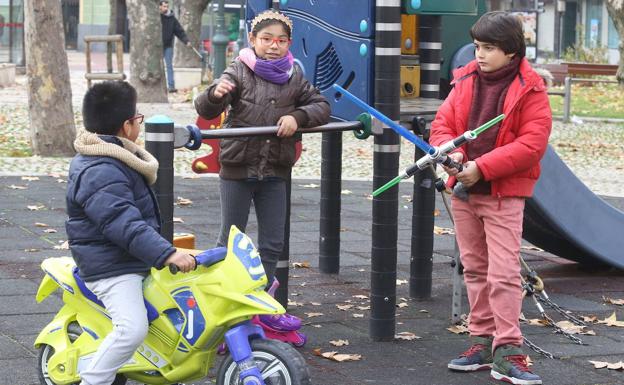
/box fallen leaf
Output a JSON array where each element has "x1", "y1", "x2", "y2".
[
  {"x1": 447, "y1": 324, "x2": 469, "y2": 334},
  {"x1": 173, "y1": 217, "x2": 185, "y2": 223},
  {"x1": 419, "y1": 309, "x2": 429, "y2": 313},
  {"x1": 524, "y1": 318, "x2": 549, "y2": 326},
  {"x1": 396, "y1": 279, "x2": 407, "y2": 286},
  {"x1": 27, "y1": 205, "x2": 45, "y2": 211},
  {"x1": 395, "y1": 332, "x2": 421, "y2": 341},
  {"x1": 34, "y1": 223, "x2": 49, "y2": 227},
  {"x1": 352, "y1": 295, "x2": 368, "y2": 300},
  {"x1": 312, "y1": 324, "x2": 322, "y2": 328},
  {"x1": 9, "y1": 185, "x2": 27, "y2": 190},
  {"x1": 433, "y1": 226, "x2": 455, "y2": 235},
  {"x1": 356, "y1": 306, "x2": 370, "y2": 311},
  {"x1": 317, "y1": 350, "x2": 362, "y2": 362},
  {"x1": 288, "y1": 300, "x2": 303, "y2": 307},
  {"x1": 310, "y1": 302, "x2": 321, "y2": 306},
  {"x1": 341, "y1": 190, "x2": 352, "y2": 195},
  {"x1": 24, "y1": 248, "x2": 40, "y2": 252},
  {"x1": 43, "y1": 229, "x2": 58, "y2": 234},
  {"x1": 606, "y1": 361, "x2": 624, "y2": 370},
  {"x1": 176, "y1": 197, "x2": 193, "y2": 206},
  {"x1": 21, "y1": 176, "x2": 40, "y2": 181},
  {"x1": 555, "y1": 320, "x2": 595, "y2": 335},
  {"x1": 305, "y1": 312, "x2": 324, "y2": 318},
  {"x1": 433, "y1": 209, "x2": 440, "y2": 216},
  {"x1": 603, "y1": 296, "x2": 624, "y2": 306},
  {"x1": 54, "y1": 241, "x2": 69, "y2": 250},
  {"x1": 292, "y1": 262, "x2": 310, "y2": 268},
  {"x1": 300, "y1": 183, "x2": 319, "y2": 188},
  {"x1": 336, "y1": 304, "x2": 353, "y2": 311},
  {"x1": 329, "y1": 339, "x2": 349, "y2": 347},
  {"x1": 583, "y1": 315, "x2": 598, "y2": 323},
  {"x1": 597, "y1": 312, "x2": 624, "y2": 328},
  {"x1": 353, "y1": 314, "x2": 364, "y2": 318},
  {"x1": 397, "y1": 302, "x2": 408, "y2": 308}
]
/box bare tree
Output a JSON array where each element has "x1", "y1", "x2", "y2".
[
  {"x1": 24, "y1": 1, "x2": 76, "y2": 156},
  {"x1": 126, "y1": 0, "x2": 168, "y2": 102},
  {"x1": 173, "y1": 0, "x2": 211, "y2": 68},
  {"x1": 606, "y1": 0, "x2": 624, "y2": 87}
]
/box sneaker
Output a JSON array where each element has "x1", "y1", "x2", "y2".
[
  {"x1": 168, "y1": 88, "x2": 178, "y2": 93},
  {"x1": 491, "y1": 345, "x2": 542, "y2": 385},
  {"x1": 448, "y1": 336, "x2": 493, "y2": 372}
]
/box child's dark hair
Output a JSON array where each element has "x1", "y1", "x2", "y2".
[
  {"x1": 251, "y1": 10, "x2": 292, "y2": 39},
  {"x1": 82, "y1": 81, "x2": 137, "y2": 136},
  {"x1": 470, "y1": 11, "x2": 525, "y2": 59}
]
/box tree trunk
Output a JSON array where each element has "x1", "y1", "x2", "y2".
[
  {"x1": 173, "y1": 0, "x2": 211, "y2": 68},
  {"x1": 24, "y1": 1, "x2": 76, "y2": 157},
  {"x1": 126, "y1": 0, "x2": 168, "y2": 102},
  {"x1": 606, "y1": 0, "x2": 624, "y2": 87}
]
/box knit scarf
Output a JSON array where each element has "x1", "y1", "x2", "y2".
[
  {"x1": 466, "y1": 55, "x2": 520, "y2": 193},
  {"x1": 73, "y1": 131, "x2": 159, "y2": 185},
  {"x1": 238, "y1": 47, "x2": 294, "y2": 84}
]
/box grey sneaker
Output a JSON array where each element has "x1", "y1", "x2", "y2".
[
  {"x1": 448, "y1": 336, "x2": 493, "y2": 372},
  {"x1": 491, "y1": 345, "x2": 542, "y2": 385}
]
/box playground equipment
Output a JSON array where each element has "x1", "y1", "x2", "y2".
[{"x1": 83, "y1": 35, "x2": 126, "y2": 87}]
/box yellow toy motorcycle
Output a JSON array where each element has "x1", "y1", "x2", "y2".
[{"x1": 35, "y1": 226, "x2": 310, "y2": 385}]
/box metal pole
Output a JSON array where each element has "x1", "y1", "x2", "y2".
[
  {"x1": 563, "y1": 76, "x2": 571, "y2": 123},
  {"x1": 319, "y1": 131, "x2": 342, "y2": 274},
  {"x1": 451, "y1": 240, "x2": 463, "y2": 324},
  {"x1": 235, "y1": 0, "x2": 246, "y2": 56},
  {"x1": 409, "y1": 119, "x2": 434, "y2": 299},
  {"x1": 274, "y1": 170, "x2": 291, "y2": 308},
  {"x1": 408, "y1": 15, "x2": 442, "y2": 299},
  {"x1": 370, "y1": 0, "x2": 401, "y2": 341},
  {"x1": 145, "y1": 115, "x2": 175, "y2": 243},
  {"x1": 212, "y1": 0, "x2": 228, "y2": 78}
]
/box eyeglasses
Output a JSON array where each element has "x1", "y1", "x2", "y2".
[
  {"x1": 128, "y1": 113, "x2": 144, "y2": 124},
  {"x1": 257, "y1": 36, "x2": 290, "y2": 48}
]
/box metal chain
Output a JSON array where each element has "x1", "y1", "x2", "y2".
[
  {"x1": 523, "y1": 336, "x2": 555, "y2": 359},
  {"x1": 536, "y1": 292, "x2": 586, "y2": 326}
]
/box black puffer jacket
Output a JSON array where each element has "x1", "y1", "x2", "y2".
[{"x1": 194, "y1": 59, "x2": 331, "y2": 180}]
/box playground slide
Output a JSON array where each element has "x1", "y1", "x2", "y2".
[{"x1": 522, "y1": 145, "x2": 624, "y2": 269}]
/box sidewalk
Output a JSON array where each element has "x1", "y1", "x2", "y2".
[{"x1": 1, "y1": 175, "x2": 623, "y2": 385}]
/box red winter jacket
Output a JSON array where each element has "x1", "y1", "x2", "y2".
[{"x1": 430, "y1": 58, "x2": 552, "y2": 198}]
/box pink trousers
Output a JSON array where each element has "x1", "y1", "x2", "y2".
[{"x1": 452, "y1": 194, "x2": 525, "y2": 351}]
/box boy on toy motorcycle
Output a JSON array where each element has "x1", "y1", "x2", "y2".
[{"x1": 65, "y1": 81, "x2": 195, "y2": 385}]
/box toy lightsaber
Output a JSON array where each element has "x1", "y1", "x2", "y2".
[{"x1": 372, "y1": 114, "x2": 505, "y2": 196}]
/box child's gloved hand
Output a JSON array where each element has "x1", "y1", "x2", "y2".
[
  {"x1": 165, "y1": 251, "x2": 196, "y2": 273},
  {"x1": 276, "y1": 115, "x2": 298, "y2": 137},
  {"x1": 442, "y1": 152, "x2": 464, "y2": 176},
  {"x1": 212, "y1": 79, "x2": 236, "y2": 100},
  {"x1": 456, "y1": 161, "x2": 482, "y2": 188}
]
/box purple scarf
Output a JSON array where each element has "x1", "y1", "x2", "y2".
[{"x1": 238, "y1": 47, "x2": 294, "y2": 84}]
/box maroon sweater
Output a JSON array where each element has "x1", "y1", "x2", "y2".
[{"x1": 466, "y1": 55, "x2": 520, "y2": 194}]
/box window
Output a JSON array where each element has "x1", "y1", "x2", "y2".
[
  {"x1": 607, "y1": 15, "x2": 618, "y2": 49},
  {"x1": 585, "y1": 0, "x2": 602, "y2": 48}
]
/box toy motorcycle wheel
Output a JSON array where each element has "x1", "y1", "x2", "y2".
[
  {"x1": 37, "y1": 322, "x2": 127, "y2": 385},
  {"x1": 217, "y1": 339, "x2": 311, "y2": 385}
]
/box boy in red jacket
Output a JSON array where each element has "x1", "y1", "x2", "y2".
[{"x1": 430, "y1": 12, "x2": 551, "y2": 385}]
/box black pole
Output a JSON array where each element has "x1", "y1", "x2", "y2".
[
  {"x1": 418, "y1": 15, "x2": 442, "y2": 99},
  {"x1": 319, "y1": 131, "x2": 342, "y2": 274},
  {"x1": 409, "y1": 118, "x2": 434, "y2": 299},
  {"x1": 408, "y1": 15, "x2": 442, "y2": 299},
  {"x1": 145, "y1": 115, "x2": 175, "y2": 243},
  {"x1": 370, "y1": 1, "x2": 401, "y2": 341},
  {"x1": 274, "y1": 170, "x2": 291, "y2": 308}
]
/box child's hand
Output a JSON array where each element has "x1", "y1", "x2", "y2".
[
  {"x1": 442, "y1": 152, "x2": 464, "y2": 176},
  {"x1": 212, "y1": 79, "x2": 235, "y2": 100},
  {"x1": 165, "y1": 251, "x2": 196, "y2": 273},
  {"x1": 277, "y1": 115, "x2": 298, "y2": 137},
  {"x1": 456, "y1": 161, "x2": 482, "y2": 188}
]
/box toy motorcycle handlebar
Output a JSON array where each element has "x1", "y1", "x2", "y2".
[{"x1": 168, "y1": 247, "x2": 228, "y2": 274}]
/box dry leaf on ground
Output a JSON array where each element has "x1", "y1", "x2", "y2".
[
  {"x1": 603, "y1": 296, "x2": 624, "y2": 306},
  {"x1": 27, "y1": 205, "x2": 45, "y2": 211},
  {"x1": 353, "y1": 314, "x2": 364, "y2": 318},
  {"x1": 34, "y1": 223, "x2": 48, "y2": 227},
  {"x1": 597, "y1": 312, "x2": 624, "y2": 327},
  {"x1": 176, "y1": 197, "x2": 193, "y2": 206},
  {"x1": 313, "y1": 349, "x2": 362, "y2": 362},
  {"x1": 589, "y1": 360, "x2": 624, "y2": 370},
  {"x1": 54, "y1": 241, "x2": 69, "y2": 250},
  {"x1": 396, "y1": 279, "x2": 407, "y2": 286},
  {"x1": 434, "y1": 226, "x2": 455, "y2": 235},
  {"x1": 352, "y1": 295, "x2": 368, "y2": 300},
  {"x1": 173, "y1": 217, "x2": 184, "y2": 223},
  {"x1": 300, "y1": 183, "x2": 319, "y2": 188},
  {"x1": 336, "y1": 304, "x2": 353, "y2": 311},
  {"x1": 292, "y1": 262, "x2": 310, "y2": 268},
  {"x1": 341, "y1": 190, "x2": 352, "y2": 195},
  {"x1": 395, "y1": 332, "x2": 422, "y2": 341},
  {"x1": 555, "y1": 321, "x2": 596, "y2": 335},
  {"x1": 287, "y1": 300, "x2": 303, "y2": 307},
  {"x1": 305, "y1": 312, "x2": 324, "y2": 318},
  {"x1": 21, "y1": 176, "x2": 39, "y2": 181},
  {"x1": 9, "y1": 185, "x2": 27, "y2": 190},
  {"x1": 43, "y1": 229, "x2": 57, "y2": 234},
  {"x1": 447, "y1": 324, "x2": 469, "y2": 334},
  {"x1": 329, "y1": 339, "x2": 349, "y2": 347},
  {"x1": 397, "y1": 302, "x2": 408, "y2": 308}
]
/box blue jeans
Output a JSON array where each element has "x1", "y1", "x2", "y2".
[{"x1": 163, "y1": 46, "x2": 175, "y2": 90}]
